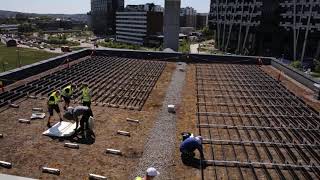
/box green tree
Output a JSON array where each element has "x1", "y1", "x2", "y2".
[
  {"x1": 179, "y1": 39, "x2": 190, "y2": 53},
  {"x1": 18, "y1": 23, "x2": 35, "y2": 33},
  {"x1": 201, "y1": 27, "x2": 214, "y2": 39}
]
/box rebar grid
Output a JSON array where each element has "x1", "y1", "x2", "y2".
[
  {"x1": 196, "y1": 64, "x2": 320, "y2": 179},
  {"x1": 0, "y1": 56, "x2": 166, "y2": 111}
]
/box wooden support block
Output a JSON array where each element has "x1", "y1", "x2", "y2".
[
  {"x1": 0, "y1": 161, "x2": 12, "y2": 168},
  {"x1": 126, "y1": 118, "x2": 140, "y2": 124},
  {"x1": 64, "y1": 143, "x2": 79, "y2": 149},
  {"x1": 89, "y1": 174, "x2": 107, "y2": 180},
  {"x1": 9, "y1": 104, "x2": 19, "y2": 108},
  {"x1": 28, "y1": 95, "x2": 37, "y2": 99},
  {"x1": 106, "y1": 149, "x2": 122, "y2": 155},
  {"x1": 42, "y1": 167, "x2": 60, "y2": 175},
  {"x1": 117, "y1": 130, "x2": 130, "y2": 137},
  {"x1": 32, "y1": 108, "x2": 43, "y2": 112},
  {"x1": 18, "y1": 119, "x2": 31, "y2": 124}
]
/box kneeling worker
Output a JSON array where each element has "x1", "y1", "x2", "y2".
[
  {"x1": 61, "y1": 84, "x2": 76, "y2": 110},
  {"x1": 47, "y1": 90, "x2": 63, "y2": 128},
  {"x1": 63, "y1": 106, "x2": 93, "y2": 134},
  {"x1": 180, "y1": 135, "x2": 207, "y2": 169}
]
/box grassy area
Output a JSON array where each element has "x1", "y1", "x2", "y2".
[
  {"x1": 71, "y1": 47, "x2": 86, "y2": 51},
  {"x1": 98, "y1": 41, "x2": 142, "y2": 50},
  {"x1": 0, "y1": 45, "x2": 59, "y2": 73}
]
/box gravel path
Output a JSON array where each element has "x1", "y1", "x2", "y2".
[{"x1": 131, "y1": 62, "x2": 187, "y2": 179}]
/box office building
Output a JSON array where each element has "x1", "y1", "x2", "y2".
[
  {"x1": 279, "y1": 0, "x2": 320, "y2": 61},
  {"x1": 90, "y1": 0, "x2": 124, "y2": 35},
  {"x1": 209, "y1": 0, "x2": 320, "y2": 60},
  {"x1": 115, "y1": 11, "x2": 163, "y2": 45},
  {"x1": 180, "y1": 7, "x2": 197, "y2": 28},
  {"x1": 125, "y1": 3, "x2": 164, "y2": 12},
  {"x1": 197, "y1": 13, "x2": 208, "y2": 30}
]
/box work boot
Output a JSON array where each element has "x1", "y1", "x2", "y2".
[
  {"x1": 60, "y1": 118, "x2": 63, "y2": 122},
  {"x1": 47, "y1": 122, "x2": 52, "y2": 128}
]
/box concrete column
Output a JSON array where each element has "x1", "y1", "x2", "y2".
[{"x1": 164, "y1": 0, "x2": 181, "y2": 51}]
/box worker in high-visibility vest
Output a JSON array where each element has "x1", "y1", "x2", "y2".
[
  {"x1": 81, "y1": 83, "x2": 91, "y2": 108},
  {"x1": 0, "y1": 80, "x2": 4, "y2": 92},
  {"x1": 135, "y1": 167, "x2": 159, "y2": 180},
  {"x1": 61, "y1": 84, "x2": 76, "y2": 110},
  {"x1": 47, "y1": 90, "x2": 63, "y2": 128}
]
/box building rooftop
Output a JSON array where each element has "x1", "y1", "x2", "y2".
[{"x1": 0, "y1": 49, "x2": 320, "y2": 179}]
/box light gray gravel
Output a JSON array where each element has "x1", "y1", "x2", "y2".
[{"x1": 131, "y1": 62, "x2": 187, "y2": 179}]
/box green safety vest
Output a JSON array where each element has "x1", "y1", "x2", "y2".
[
  {"x1": 48, "y1": 91, "x2": 60, "y2": 105},
  {"x1": 82, "y1": 87, "x2": 91, "y2": 102},
  {"x1": 62, "y1": 85, "x2": 73, "y2": 97},
  {"x1": 0, "y1": 81, "x2": 3, "y2": 86},
  {"x1": 135, "y1": 177, "x2": 143, "y2": 180}
]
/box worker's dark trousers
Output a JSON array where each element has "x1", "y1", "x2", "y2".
[
  {"x1": 82, "y1": 101, "x2": 91, "y2": 108},
  {"x1": 79, "y1": 109, "x2": 93, "y2": 131},
  {"x1": 181, "y1": 152, "x2": 206, "y2": 169}
]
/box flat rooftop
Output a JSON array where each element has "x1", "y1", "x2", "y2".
[{"x1": 0, "y1": 51, "x2": 319, "y2": 179}]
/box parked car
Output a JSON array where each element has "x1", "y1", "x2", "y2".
[{"x1": 61, "y1": 46, "x2": 71, "y2": 52}]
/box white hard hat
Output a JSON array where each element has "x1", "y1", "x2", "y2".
[{"x1": 146, "y1": 167, "x2": 160, "y2": 177}]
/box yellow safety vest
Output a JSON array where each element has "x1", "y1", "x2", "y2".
[
  {"x1": 135, "y1": 177, "x2": 143, "y2": 180},
  {"x1": 82, "y1": 87, "x2": 91, "y2": 102},
  {"x1": 0, "y1": 80, "x2": 3, "y2": 86},
  {"x1": 62, "y1": 85, "x2": 73, "y2": 97},
  {"x1": 48, "y1": 91, "x2": 60, "y2": 105}
]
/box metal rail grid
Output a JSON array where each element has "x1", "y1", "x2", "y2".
[
  {"x1": 196, "y1": 64, "x2": 320, "y2": 179},
  {"x1": 0, "y1": 56, "x2": 166, "y2": 111}
]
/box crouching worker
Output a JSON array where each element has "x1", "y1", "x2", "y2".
[
  {"x1": 180, "y1": 134, "x2": 207, "y2": 169},
  {"x1": 47, "y1": 90, "x2": 63, "y2": 128},
  {"x1": 63, "y1": 106, "x2": 93, "y2": 135}
]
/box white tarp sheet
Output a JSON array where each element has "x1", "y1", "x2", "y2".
[{"x1": 42, "y1": 122, "x2": 78, "y2": 137}]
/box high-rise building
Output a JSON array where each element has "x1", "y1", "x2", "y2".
[
  {"x1": 125, "y1": 3, "x2": 164, "y2": 12},
  {"x1": 197, "y1": 13, "x2": 209, "y2": 30},
  {"x1": 209, "y1": 0, "x2": 320, "y2": 60},
  {"x1": 279, "y1": 0, "x2": 320, "y2": 61},
  {"x1": 115, "y1": 10, "x2": 163, "y2": 45},
  {"x1": 164, "y1": 0, "x2": 181, "y2": 51},
  {"x1": 180, "y1": 7, "x2": 197, "y2": 28},
  {"x1": 90, "y1": 0, "x2": 124, "y2": 35}
]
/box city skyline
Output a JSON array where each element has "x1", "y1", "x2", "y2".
[{"x1": 0, "y1": 0, "x2": 210, "y2": 14}]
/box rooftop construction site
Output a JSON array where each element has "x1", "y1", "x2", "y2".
[{"x1": 0, "y1": 49, "x2": 320, "y2": 179}]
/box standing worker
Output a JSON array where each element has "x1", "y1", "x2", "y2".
[
  {"x1": 47, "y1": 90, "x2": 63, "y2": 128},
  {"x1": 81, "y1": 83, "x2": 91, "y2": 108},
  {"x1": 135, "y1": 167, "x2": 160, "y2": 180},
  {"x1": 180, "y1": 135, "x2": 207, "y2": 169},
  {"x1": 63, "y1": 106, "x2": 94, "y2": 135},
  {"x1": 61, "y1": 84, "x2": 76, "y2": 110}
]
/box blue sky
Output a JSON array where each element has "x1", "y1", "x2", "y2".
[{"x1": 1, "y1": 0, "x2": 210, "y2": 14}]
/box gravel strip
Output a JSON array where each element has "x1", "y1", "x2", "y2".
[{"x1": 131, "y1": 62, "x2": 187, "y2": 179}]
